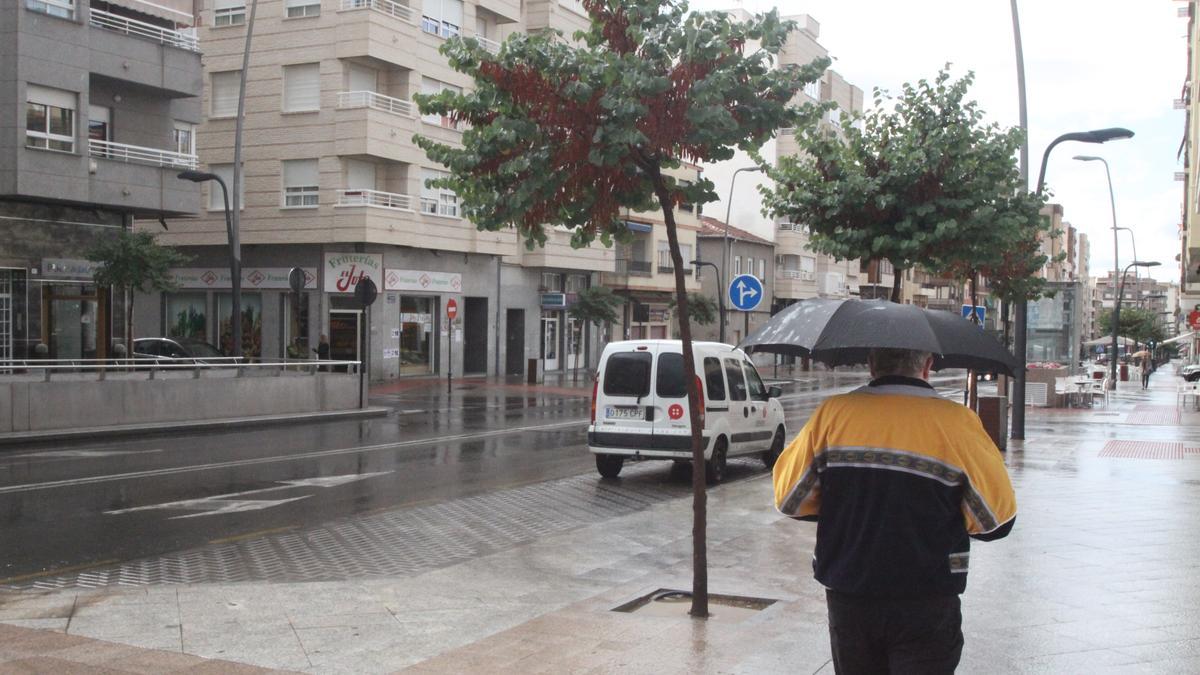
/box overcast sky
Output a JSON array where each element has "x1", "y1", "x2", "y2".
[{"x1": 692, "y1": 0, "x2": 1187, "y2": 282}]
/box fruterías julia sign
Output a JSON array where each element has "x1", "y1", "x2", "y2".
[{"x1": 324, "y1": 253, "x2": 383, "y2": 294}]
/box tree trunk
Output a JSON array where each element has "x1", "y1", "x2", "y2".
[
  {"x1": 890, "y1": 265, "x2": 904, "y2": 303},
  {"x1": 650, "y1": 168, "x2": 708, "y2": 619},
  {"x1": 967, "y1": 274, "x2": 978, "y2": 411}
]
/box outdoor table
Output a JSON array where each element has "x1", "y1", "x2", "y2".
[{"x1": 1069, "y1": 379, "x2": 1094, "y2": 408}]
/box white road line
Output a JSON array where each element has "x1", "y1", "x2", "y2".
[{"x1": 0, "y1": 420, "x2": 584, "y2": 496}]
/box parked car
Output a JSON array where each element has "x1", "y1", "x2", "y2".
[
  {"x1": 132, "y1": 337, "x2": 226, "y2": 364},
  {"x1": 587, "y1": 340, "x2": 786, "y2": 483},
  {"x1": 1180, "y1": 364, "x2": 1200, "y2": 382}
]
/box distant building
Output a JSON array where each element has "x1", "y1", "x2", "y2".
[{"x1": 694, "y1": 216, "x2": 774, "y2": 345}]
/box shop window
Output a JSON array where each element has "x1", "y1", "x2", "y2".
[
  {"x1": 399, "y1": 296, "x2": 434, "y2": 375},
  {"x1": 166, "y1": 293, "x2": 207, "y2": 341},
  {"x1": 217, "y1": 293, "x2": 262, "y2": 357}
]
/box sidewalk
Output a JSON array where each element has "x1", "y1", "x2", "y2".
[{"x1": 4, "y1": 366, "x2": 1200, "y2": 673}]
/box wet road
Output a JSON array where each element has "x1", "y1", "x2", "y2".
[{"x1": 0, "y1": 372, "x2": 966, "y2": 582}]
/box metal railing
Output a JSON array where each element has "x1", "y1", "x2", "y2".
[
  {"x1": 336, "y1": 91, "x2": 416, "y2": 118},
  {"x1": 778, "y1": 222, "x2": 804, "y2": 233},
  {"x1": 88, "y1": 8, "x2": 200, "y2": 52},
  {"x1": 615, "y1": 259, "x2": 653, "y2": 277},
  {"x1": 89, "y1": 139, "x2": 198, "y2": 169},
  {"x1": 0, "y1": 357, "x2": 362, "y2": 381},
  {"x1": 474, "y1": 35, "x2": 500, "y2": 54},
  {"x1": 339, "y1": 0, "x2": 416, "y2": 24},
  {"x1": 336, "y1": 188, "x2": 415, "y2": 211},
  {"x1": 778, "y1": 269, "x2": 816, "y2": 281}
]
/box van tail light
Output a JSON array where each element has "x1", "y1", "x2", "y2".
[
  {"x1": 590, "y1": 375, "x2": 599, "y2": 424},
  {"x1": 693, "y1": 375, "x2": 705, "y2": 425}
]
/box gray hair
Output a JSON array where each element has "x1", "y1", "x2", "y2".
[{"x1": 868, "y1": 348, "x2": 932, "y2": 378}]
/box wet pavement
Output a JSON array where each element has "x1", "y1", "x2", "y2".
[{"x1": 8, "y1": 366, "x2": 1196, "y2": 672}]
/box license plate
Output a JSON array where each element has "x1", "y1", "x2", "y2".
[{"x1": 605, "y1": 406, "x2": 644, "y2": 420}]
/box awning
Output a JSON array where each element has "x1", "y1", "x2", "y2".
[
  {"x1": 1163, "y1": 332, "x2": 1195, "y2": 345},
  {"x1": 107, "y1": 0, "x2": 194, "y2": 25},
  {"x1": 1083, "y1": 335, "x2": 1135, "y2": 347},
  {"x1": 624, "y1": 220, "x2": 653, "y2": 233}
]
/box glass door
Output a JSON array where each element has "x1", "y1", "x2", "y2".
[
  {"x1": 329, "y1": 310, "x2": 361, "y2": 373},
  {"x1": 541, "y1": 312, "x2": 559, "y2": 371},
  {"x1": 399, "y1": 296, "x2": 433, "y2": 375},
  {"x1": 0, "y1": 271, "x2": 12, "y2": 362},
  {"x1": 567, "y1": 317, "x2": 582, "y2": 371},
  {"x1": 43, "y1": 284, "x2": 104, "y2": 360}
]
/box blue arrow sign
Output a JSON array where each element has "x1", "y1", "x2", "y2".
[{"x1": 728, "y1": 274, "x2": 764, "y2": 311}]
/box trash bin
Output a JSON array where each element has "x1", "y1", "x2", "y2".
[
  {"x1": 977, "y1": 395, "x2": 1008, "y2": 451},
  {"x1": 1119, "y1": 363, "x2": 1129, "y2": 382},
  {"x1": 526, "y1": 358, "x2": 544, "y2": 384}
]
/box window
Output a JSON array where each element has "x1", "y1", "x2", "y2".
[
  {"x1": 421, "y1": 168, "x2": 459, "y2": 217},
  {"x1": 25, "y1": 0, "x2": 73, "y2": 18},
  {"x1": 207, "y1": 163, "x2": 245, "y2": 211},
  {"x1": 422, "y1": 0, "x2": 462, "y2": 38},
  {"x1": 282, "y1": 159, "x2": 319, "y2": 207},
  {"x1": 541, "y1": 273, "x2": 561, "y2": 291},
  {"x1": 801, "y1": 256, "x2": 816, "y2": 273},
  {"x1": 803, "y1": 79, "x2": 821, "y2": 100},
  {"x1": 173, "y1": 121, "x2": 195, "y2": 156},
  {"x1": 742, "y1": 361, "x2": 768, "y2": 401},
  {"x1": 420, "y1": 78, "x2": 462, "y2": 128},
  {"x1": 678, "y1": 179, "x2": 694, "y2": 213},
  {"x1": 558, "y1": 0, "x2": 586, "y2": 15},
  {"x1": 283, "y1": 63, "x2": 320, "y2": 112},
  {"x1": 25, "y1": 85, "x2": 75, "y2": 153},
  {"x1": 88, "y1": 105, "x2": 111, "y2": 143},
  {"x1": 734, "y1": 256, "x2": 741, "y2": 276},
  {"x1": 724, "y1": 358, "x2": 747, "y2": 401},
  {"x1": 758, "y1": 258, "x2": 766, "y2": 279},
  {"x1": 214, "y1": 0, "x2": 246, "y2": 25},
  {"x1": 166, "y1": 293, "x2": 207, "y2": 341},
  {"x1": 211, "y1": 71, "x2": 241, "y2": 118},
  {"x1": 704, "y1": 357, "x2": 726, "y2": 401},
  {"x1": 346, "y1": 63, "x2": 378, "y2": 94},
  {"x1": 565, "y1": 274, "x2": 588, "y2": 294},
  {"x1": 603, "y1": 352, "x2": 652, "y2": 397},
  {"x1": 655, "y1": 353, "x2": 687, "y2": 398},
  {"x1": 344, "y1": 158, "x2": 376, "y2": 190},
  {"x1": 285, "y1": 0, "x2": 320, "y2": 17}
]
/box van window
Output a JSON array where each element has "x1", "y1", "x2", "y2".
[
  {"x1": 724, "y1": 359, "x2": 747, "y2": 401},
  {"x1": 656, "y1": 352, "x2": 687, "y2": 398},
  {"x1": 704, "y1": 357, "x2": 725, "y2": 401},
  {"x1": 603, "y1": 352, "x2": 653, "y2": 397},
  {"x1": 743, "y1": 361, "x2": 768, "y2": 401}
]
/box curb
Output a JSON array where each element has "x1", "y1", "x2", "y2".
[{"x1": 0, "y1": 407, "x2": 391, "y2": 446}]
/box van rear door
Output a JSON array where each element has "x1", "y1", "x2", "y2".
[
  {"x1": 596, "y1": 345, "x2": 656, "y2": 442},
  {"x1": 651, "y1": 350, "x2": 692, "y2": 452}
]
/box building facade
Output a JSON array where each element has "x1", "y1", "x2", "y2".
[
  {"x1": 694, "y1": 216, "x2": 773, "y2": 345},
  {"x1": 1, "y1": 0, "x2": 201, "y2": 360}
]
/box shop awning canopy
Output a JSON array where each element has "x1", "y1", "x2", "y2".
[
  {"x1": 1162, "y1": 332, "x2": 1195, "y2": 345},
  {"x1": 1083, "y1": 335, "x2": 1135, "y2": 347},
  {"x1": 624, "y1": 221, "x2": 653, "y2": 233}
]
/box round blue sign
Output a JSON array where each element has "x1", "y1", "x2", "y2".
[{"x1": 728, "y1": 274, "x2": 764, "y2": 311}]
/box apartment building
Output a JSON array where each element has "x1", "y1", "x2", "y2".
[
  {"x1": 692, "y1": 216, "x2": 772, "y2": 345},
  {"x1": 1179, "y1": 0, "x2": 1200, "y2": 358},
  {"x1": 1, "y1": 0, "x2": 202, "y2": 361},
  {"x1": 145, "y1": 0, "x2": 646, "y2": 380}
]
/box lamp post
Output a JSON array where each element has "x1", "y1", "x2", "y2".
[
  {"x1": 1011, "y1": 128, "x2": 1134, "y2": 439},
  {"x1": 691, "y1": 260, "x2": 725, "y2": 342},
  {"x1": 722, "y1": 166, "x2": 762, "y2": 343},
  {"x1": 1072, "y1": 154, "x2": 1124, "y2": 389},
  {"x1": 177, "y1": 169, "x2": 242, "y2": 358},
  {"x1": 1112, "y1": 260, "x2": 1160, "y2": 389}
]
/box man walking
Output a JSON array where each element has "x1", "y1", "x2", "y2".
[{"x1": 773, "y1": 348, "x2": 1016, "y2": 674}]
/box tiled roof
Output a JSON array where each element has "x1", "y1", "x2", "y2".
[{"x1": 697, "y1": 216, "x2": 773, "y2": 246}]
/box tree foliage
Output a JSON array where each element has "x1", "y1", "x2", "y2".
[
  {"x1": 761, "y1": 67, "x2": 1050, "y2": 302},
  {"x1": 668, "y1": 292, "x2": 717, "y2": 326},
  {"x1": 1097, "y1": 307, "x2": 1165, "y2": 345},
  {"x1": 412, "y1": 0, "x2": 826, "y2": 618},
  {"x1": 568, "y1": 286, "x2": 624, "y2": 327},
  {"x1": 87, "y1": 229, "x2": 190, "y2": 355}
]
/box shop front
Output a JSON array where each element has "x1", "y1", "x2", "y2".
[{"x1": 383, "y1": 268, "x2": 461, "y2": 377}]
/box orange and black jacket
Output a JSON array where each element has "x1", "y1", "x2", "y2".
[{"x1": 773, "y1": 376, "x2": 1017, "y2": 598}]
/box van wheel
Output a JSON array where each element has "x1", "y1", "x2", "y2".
[
  {"x1": 705, "y1": 440, "x2": 728, "y2": 485},
  {"x1": 762, "y1": 427, "x2": 785, "y2": 469},
  {"x1": 596, "y1": 454, "x2": 624, "y2": 479}
]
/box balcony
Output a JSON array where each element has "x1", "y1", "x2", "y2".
[
  {"x1": 476, "y1": 0, "x2": 520, "y2": 23},
  {"x1": 334, "y1": 193, "x2": 515, "y2": 255},
  {"x1": 775, "y1": 268, "x2": 817, "y2": 301},
  {"x1": 89, "y1": 8, "x2": 199, "y2": 52},
  {"x1": 474, "y1": 35, "x2": 500, "y2": 54},
  {"x1": 90, "y1": 139, "x2": 197, "y2": 169},
  {"x1": 616, "y1": 259, "x2": 653, "y2": 277},
  {"x1": 777, "y1": 269, "x2": 816, "y2": 282},
  {"x1": 517, "y1": 228, "x2": 616, "y2": 273},
  {"x1": 336, "y1": 0, "x2": 419, "y2": 69},
  {"x1": 776, "y1": 221, "x2": 809, "y2": 254},
  {"x1": 85, "y1": 141, "x2": 199, "y2": 214},
  {"x1": 336, "y1": 188, "x2": 414, "y2": 211},
  {"x1": 334, "y1": 92, "x2": 423, "y2": 164}
]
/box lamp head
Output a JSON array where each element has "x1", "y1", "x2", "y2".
[
  {"x1": 1073, "y1": 155, "x2": 1102, "y2": 162},
  {"x1": 1133, "y1": 261, "x2": 1161, "y2": 268},
  {"x1": 1085, "y1": 127, "x2": 1135, "y2": 143},
  {"x1": 177, "y1": 170, "x2": 216, "y2": 183}
]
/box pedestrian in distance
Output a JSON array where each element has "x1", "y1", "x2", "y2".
[
  {"x1": 773, "y1": 348, "x2": 1016, "y2": 674},
  {"x1": 1141, "y1": 352, "x2": 1152, "y2": 389},
  {"x1": 313, "y1": 333, "x2": 330, "y2": 372}
]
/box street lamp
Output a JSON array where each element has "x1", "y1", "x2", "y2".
[
  {"x1": 177, "y1": 169, "x2": 242, "y2": 358},
  {"x1": 691, "y1": 260, "x2": 725, "y2": 343},
  {"x1": 1111, "y1": 260, "x2": 1160, "y2": 389},
  {"x1": 1011, "y1": 127, "x2": 1134, "y2": 439},
  {"x1": 722, "y1": 167, "x2": 762, "y2": 342}
]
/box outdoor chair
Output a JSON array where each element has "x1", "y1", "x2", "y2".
[
  {"x1": 1178, "y1": 383, "x2": 1200, "y2": 411},
  {"x1": 1088, "y1": 378, "x2": 1109, "y2": 407}
]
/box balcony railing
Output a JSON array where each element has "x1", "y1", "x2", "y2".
[
  {"x1": 89, "y1": 139, "x2": 198, "y2": 169},
  {"x1": 615, "y1": 259, "x2": 653, "y2": 277},
  {"x1": 337, "y1": 91, "x2": 416, "y2": 118},
  {"x1": 89, "y1": 8, "x2": 200, "y2": 51},
  {"x1": 336, "y1": 188, "x2": 415, "y2": 211},
  {"x1": 657, "y1": 265, "x2": 694, "y2": 276},
  {"x1": 778, "y1": 269, "x2": 815, "y2": 282},
  {"x1": 474, "y1": 35, "x2": 500, "y2": 54},
  {"x1": 778, "y1": 222, "x2": 804, "y2": 233},
  {"x1": 339, "y1": 0, "x2": 416, "y2": 24}
]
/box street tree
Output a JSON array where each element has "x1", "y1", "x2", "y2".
[
  {"x1": 87, "y1": 229, "x2": 190, "y2": 357},
  {"x1": 413, "y1": 0, "x2": 826, "y2": 616},
  {"x1": 668, "y1": 292, "x2": 718, "y2": 327},
  {"x1": 1098, "y1": 307, "x2": 1165, "y2": 345},
  {"x1": 762, "y1": 67, "x2": 1047, "y2": 303},
  {"x1": 567, "y1": 286, "x2": 624, "y2": 378}
]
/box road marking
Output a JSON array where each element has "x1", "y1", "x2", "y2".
[
  {"x1": 2, "y1": 448, "x2": 164, "y2": 461},
  {"x1": 0, "y1": 558, "x2": 120, "y2": 585},
  {"x1": 105, "y1": 471, "x2": 395, "y2": 518},
  {"x1": 0, "y1": 421, "x2": 582, "y2": 496}
]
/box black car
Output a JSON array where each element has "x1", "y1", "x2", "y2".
[{"x1": 132, "y1": 337, "x2": 226, "y2": 363}]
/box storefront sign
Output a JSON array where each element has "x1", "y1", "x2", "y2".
[
  {"x1": 384, "y1": 269, "x2": 463, "y2": 293},
  {"x1": 42, "y1": 258, "x2": 100, "y2": 280},
  {"x1": 325, "y1": 253, "x2": 383, "y2": 294},
  {"x1": 171, "y1": 267, "x2": 317, "y2": 290}
]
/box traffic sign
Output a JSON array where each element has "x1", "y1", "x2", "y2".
[
  {"x1": 728, "y1": 274, "x2": 763, "y2": 312},
  {"x1": 961, "y1": 304, "x2": 985, "y2": 324},
  {"x1": 354, "y1": 277, "x2": 378, "y2": 308},
  {"x1": 446, "y1": 298, "x2": 458, "y2": 320}
]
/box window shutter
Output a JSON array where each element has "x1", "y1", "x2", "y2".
[
  {"x1": 211, "y1": 72, "x2": 241, "y2": 117},
  {"x1": 214, "y1": 0, "x2": 243, "y2": 8},
  {"x1": 443, "y1": 0, "x2": 462, "y2": 26},
  {"x1": 345, "y1": 159, "x2": 376, "y2": 190},
  {"x1": 284, "y1": 64, "x2": 320, "y2": 111},
  {"x1": 26, "y1": 85, "x2": 76, "y2": 110},
  {"x1": 347, "y1": 64, "x2": 377, "y2": 93},
  {"x1": 283, "y1": 159, "x2": 318, "y2": 188}
]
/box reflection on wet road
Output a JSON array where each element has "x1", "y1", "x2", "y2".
[{"x1": 0, "y1": 373, "x2": 965, "y2": 583}]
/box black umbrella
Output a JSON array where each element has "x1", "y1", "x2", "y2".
[{"x1": 739, "y1": 298, "x2": 1020, "y2": 376}]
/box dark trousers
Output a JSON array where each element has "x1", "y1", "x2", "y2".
[{"x1": 826, "y1": 590, "x2": 963, "y2": 675}]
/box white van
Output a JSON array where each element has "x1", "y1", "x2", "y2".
[{"x1": 587, "y1": 340, "x2": 786, "y2": 483}]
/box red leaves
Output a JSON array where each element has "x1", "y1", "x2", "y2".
[{"x1": 583, "y1": 0, "x2": 636, "y2": 54}]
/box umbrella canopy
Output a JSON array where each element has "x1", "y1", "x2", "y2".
[
  {"x1": 739, "y1": 298, "x2": 1021, "y2": 376},
  {"x1": 1083, "y1": 335, "x2": 1135, "y2": 347},
  {"x1": 1130, "y1": 350, "x2": 1151, "y2": 359}
]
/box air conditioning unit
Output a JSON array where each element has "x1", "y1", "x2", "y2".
[{"x1": 819, "y1": 272, "x2": 846, "y2": 296}]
